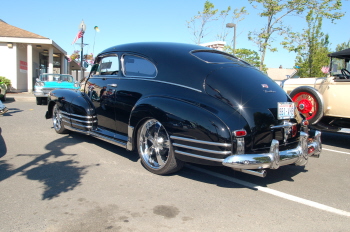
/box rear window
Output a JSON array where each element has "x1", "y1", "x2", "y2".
[
  {"x1": 122, "y1": 55, "x2": 157, "y2": 78},
  {"x1": 191, "y1": 51, "x2": 240, "y2": 63}
]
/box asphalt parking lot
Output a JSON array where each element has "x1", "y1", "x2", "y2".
[{"x1": 0, "y1": 96, "x2": 349, "y2": 232}]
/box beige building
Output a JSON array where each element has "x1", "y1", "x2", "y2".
[
  {"x1": 266, "y1": 67, "x2": 298, "y2": 81},
  {"x1": 0, "y1": 20, "x2": 81, "y2": 92}
]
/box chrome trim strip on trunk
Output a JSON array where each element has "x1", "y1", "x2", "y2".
[
  {"x1": 171, "y1": 136, "x2": 231, "y2": 147},
  {"x1": 173, "y1": 143, "x2": 231, "y2": 155},
  {"x1": 175, "y1": 150, "x2": 223, "y2": 162}
]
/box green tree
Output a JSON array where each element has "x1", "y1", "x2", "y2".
[
  {"x1": 187, "y1": 1, "x2": 218, "y2": 44},
  {"x1": 281, "y1": 0, "x2": 344, "y2": 77},
  {"x1": 248, "y1": 0, "x2": 306, "y2": 71},
  {"x1": 248, "y1": 0, "x2": 343, "y2": 71},
  {"x1": 335, "y1": 40, "x2": 350, "y2": 51},
  {"x1": 293, "y1": 12, "x2": 331, "y2": 77},
  {"x1": 216, "y1": 7, "x2": 248, "y2": 42},
  {"x1": 225, "y1": 46, "x2": 267, "y2": 72}
]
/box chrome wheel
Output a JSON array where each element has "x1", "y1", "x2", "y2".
[
  {"x1": 52, "y1": 104, "x2": 68, "y2": 134},
  {"x1": 137, "y1": 119, "x2": 183, "y2": 174}
]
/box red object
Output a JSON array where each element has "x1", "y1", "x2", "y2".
[
  {"x1": 292, "y1": 92, "x2": 318, "y2": 121},
  {"x1": 72, "y1": 30, "x2": 84, "y2": 45},
  {"x1": 234, "y1": 130, "x2": 247, "y2": 137}
]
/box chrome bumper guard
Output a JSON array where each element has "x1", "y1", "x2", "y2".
[{"x1": 222, "y1": 131, "x2": 321, "y2": 172}]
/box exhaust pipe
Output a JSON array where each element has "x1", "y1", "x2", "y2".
[{"x1": 233, "y1": 169, "x2": 267, "y2": 178}]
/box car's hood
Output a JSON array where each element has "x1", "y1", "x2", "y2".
[
  {"x1": 205, "y1": 66, "x2": 299, "y2": 150},
  {"x1": 41, "y1": 81, "x2": 77, "y2": 89}
]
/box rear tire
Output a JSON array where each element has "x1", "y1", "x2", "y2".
[
  {"x1": 52, "y1": 104, "x2": 69, "y2": 134},
  {"x1": 290, "y1": 87, "x2": 323, "y2": 124},
  {"x1": 137, "y1": 118, "x2": 184, "y2": 175}
]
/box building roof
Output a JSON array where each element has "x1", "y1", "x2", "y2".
[
  {"x1": 267, "y1": 68, "x2": 297, "y2": 81},
  {"x1": 0, "y1": 20, "x2": 47, "y2": 39}
]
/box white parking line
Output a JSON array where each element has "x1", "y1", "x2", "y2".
[
  {"x1": 323, "y1": 148, "x2": 350, "y2": 155},
  {"x1": 188, "y1": 165, "x2": 350, "y2": 218}
]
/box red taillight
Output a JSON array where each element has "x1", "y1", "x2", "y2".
[
  {"x1": 292, "y1": 125, "x2": 297, "y2": 137},
  {"x1": 308, "y1": 146, "x2": 315, "y2": 154},
  {"x1": 234, "y1": 130, "x2": 247, "y2": 137}
]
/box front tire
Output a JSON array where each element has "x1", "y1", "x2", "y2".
[
  {"x1": 52, "y1": 104, "x2": 69, "y2": 134},
  {"x1": 137, "y1": 119, "x2": 184, "y2": 175},
  {"x1": 290, "y1": 87, "x2": 324, "y2": 124},
  {"x1": 36, "y1": 97, "x2": 42, "y2": 105}
]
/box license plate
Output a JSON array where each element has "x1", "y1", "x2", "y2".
[{"x1": 277, "y1": 102, "x2": 295, "y2": 119}]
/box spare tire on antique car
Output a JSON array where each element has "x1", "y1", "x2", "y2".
[{"x1": 290, "y1": 86, "x2": 324, "y2": 124}]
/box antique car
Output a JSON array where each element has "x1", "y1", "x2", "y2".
[
  {"x1": 45, "y1": 42, "x2": 321, "y2": 177},
  {"x1": 34, "y1": 73, "x2": 79, "y2": 105},
  {"x1": 280, "y1": 48, "x2": 350, "y2": 133}
]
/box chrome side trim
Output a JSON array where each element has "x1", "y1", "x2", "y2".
[
  {"x1": 170, "y1": 136, "x2": 231, "y2": 147},
  {"x1": 61, "y1": 111, "x2": 96, "y2": 119},
  {"x1": 70, "y1": 118, "x2": 97, "y2": 124},
  {"x1": 127, "y1": 125, "x2": 134, "y2": 151},
  {"x1": 175, "y1": 150, "x2": 223, "y2": 162},
  {"x1": 173, "y1": 143, "x2": 231, "y2": 155},
  {"x1": 63, "y1": 125, "x2": 127, "y2": 148},
  {"x1": 126, "y1": 78, "x2": 202, "y2": 93},
  {"x1": 71, "y1": 121, "x2": 93, "y2": 129}
]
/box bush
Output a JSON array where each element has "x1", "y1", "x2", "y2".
[{"x1": 0, "y1": 76, "x2": 11, "y2": 87}]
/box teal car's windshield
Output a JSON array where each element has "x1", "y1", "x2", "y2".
[{"x1": 40, "y1": 74, "x2": 74, "y2": 82}]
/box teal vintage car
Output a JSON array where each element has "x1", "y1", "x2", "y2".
[
  {"x1": 34, "y1": 73, "x2": 79, "y2": 105},
  {"x1": 0, "y1": 82, "x2": 6, "y2": 101}
]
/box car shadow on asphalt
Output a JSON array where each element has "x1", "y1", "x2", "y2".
[
  {"x1": 0, "y1": 135, "x2": 90, "y2": 200},
  {"x1": 175, "y1": 163, "x2": 308, "y2": 190},
  {"x1": 66, "y1": 131, "x2": 140, "y2": 163},
  {"x1": 63, "y1": 131, "x2": 310, "y2": 189},
  {"x1": 321, "y1": 131, "x2": 350, "y2": 150}
]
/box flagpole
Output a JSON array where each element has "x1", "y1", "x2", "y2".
[
  {"x1": 79, "y1": 20, "x2": 86, "y2": 80},
  {"x1": 81, "y1": 31, "x2": 84, "y2": 80}
]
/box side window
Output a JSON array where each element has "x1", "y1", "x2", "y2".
[
  {"x1": 95, "y1": 55, "x2": 119, "y2": 75},
  {"x1": 122, "y1": 55, "x2": 157, "y2": 78}
]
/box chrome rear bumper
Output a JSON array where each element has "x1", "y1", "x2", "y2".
[{"x1": 222, "y1": 131, "x2": 321, "y2": 172}]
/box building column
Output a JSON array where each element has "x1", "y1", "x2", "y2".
[
  {"x1": 27, "y1": 44, "x2": 33, "y2": 93},
  {"x1": 48, "y1": 46, "x2": 53, "y2": 73},
  {"x1": 61, "y1": 54, "x2": 66, "y2": 74}
]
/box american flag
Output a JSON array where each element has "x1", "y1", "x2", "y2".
[{"x1": 71, "y1": 30, "x2": 84, "y2": 45}]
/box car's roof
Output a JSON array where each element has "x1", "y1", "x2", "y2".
[
  {"x1": 99, "y1": 42, "x2": 213, "y2": 56},
  {"x1": 328, "y1": 48, "x2": 350, "y2": 59}
]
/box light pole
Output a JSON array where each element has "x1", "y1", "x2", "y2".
[
  {"x1": 226, "y1": 23, "x2": 236, "y2": 54},
  {"x1": 79, "y1": 20, "x2": 86, "y2": 80}
]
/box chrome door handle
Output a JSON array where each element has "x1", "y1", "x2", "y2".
[{"x1": 107, "y1": 84, "x2": 118, "y2": 87}]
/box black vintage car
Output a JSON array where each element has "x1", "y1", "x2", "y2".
[{"x1": 45, "y1": 42, "x2": 321, "y2": 177}]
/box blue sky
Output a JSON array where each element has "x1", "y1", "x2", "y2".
[{"x1": 2, "y1": 0, "x2": 349, "y2": 69}]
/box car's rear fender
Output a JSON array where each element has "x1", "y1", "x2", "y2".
[{"x1": 129, "y1": 96, "x2": 247, "y2": 164}]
